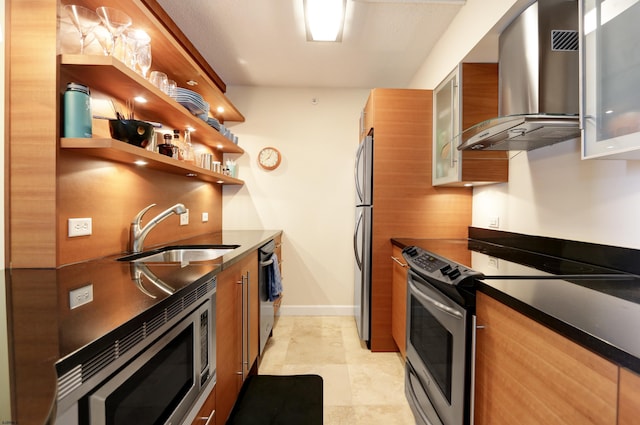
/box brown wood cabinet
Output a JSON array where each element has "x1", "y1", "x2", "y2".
[
  {"x1": 474, "y1": 292, "x2": 618, "y2": 425},
  {"x1": 618, "y1": 368, "x2": 640, "y2": 425},
  {"x1": 391, "y1": 244, "x2": 408, "y2": 358},
  {"x1": 363, "y1": 88, "x2": 472, "y2": 352},
  {"x1": 191, "y1": 386, "x2": 216, "y2": 425},
  {"x1": 216, "y1": 252, "x2": 259, "y2": 423}
]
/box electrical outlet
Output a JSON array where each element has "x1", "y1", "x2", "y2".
[
  {"x1": 68, "y1": 218, "x2": 92, "y2": 237},
  {"x1": 488, "y1": 216, "x2": 500, "y2": 229},
  {"x1": 202, "y1": 212, "x2": 209, "y2": 222},
  {"x1": 180, "y1": 209, "x2": 189, "y2": 226},
  {"x1": 69, "y1": 284, "x2": 93, "y2": 309}
]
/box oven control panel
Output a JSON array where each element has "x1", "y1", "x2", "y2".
[{"x1": 402, "y1": 245, "x2": 483, "y2": 286}]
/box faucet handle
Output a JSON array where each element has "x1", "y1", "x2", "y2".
[{"x1": 132, "y1": 203, "x2": 157, "y2": 225}]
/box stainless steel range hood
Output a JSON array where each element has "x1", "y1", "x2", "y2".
[{"x1": 458, "y1": 0, "x2": 580, "y2": 151}]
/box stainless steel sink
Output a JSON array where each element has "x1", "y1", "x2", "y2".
[{"x1": 118, "y1": 244, "x2": 240, "y2": 263}]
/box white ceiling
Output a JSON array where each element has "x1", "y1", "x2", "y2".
[{"x1": 156, "y1": 0, "x2": 466, "y2": 89}]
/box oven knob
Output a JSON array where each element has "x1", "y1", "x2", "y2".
[
  {"x1": 447, "y1": 267, "x2": 461, "y2": 280},
  {"x1": 405, "y1": 246, "x2": 418, "y2": 257},
  {"x1": 439, "y1": 264, "x2": 452, "y2": 275}
]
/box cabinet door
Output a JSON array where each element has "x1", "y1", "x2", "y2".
[
  {"x1": 241, "y1": 252, "x2": 259, "y2": 378},
  {"x1": 216, "y1": 262, "x2": 242, "y2": 423},
  {"x1": 475, "y1": 292, "x2": 618, "y2": 425},
  {"x1": 433, "y1": 66, "x2": 461, "y2": 186},
  {"x1": 619, "y1": 368, "x2": 640, "y2": 425},
  {"x1": 582, "y1": 0, "x2": 640, "y2": 159},
  {"x1": 191, "y1": 386, "x2": 216, "y2": 425},
  {"x1": 390, "y1": 245, "x2": 408, "y2": 358}
]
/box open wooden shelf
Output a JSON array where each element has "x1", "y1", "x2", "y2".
[
  {"x1": 61, "y1": 138, "x2": 244, "y2": 185},
  {"x1": 60, "y1": 54, "x2": 244, "y2": 155}
]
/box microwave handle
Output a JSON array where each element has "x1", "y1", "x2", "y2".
[{"x1": 409, "y1": 280, "x2": 463, "y2": 319}]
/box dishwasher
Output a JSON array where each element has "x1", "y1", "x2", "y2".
[{"x1": 259, "y1": 239, "x2": 276, "y2": 355}]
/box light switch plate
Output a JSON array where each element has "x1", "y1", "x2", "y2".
[{"x1": 180, "y1": 209, "x2": 189, "y2": 226}]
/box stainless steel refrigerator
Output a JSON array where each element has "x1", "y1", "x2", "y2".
[{"x1": 354, "y1": 132, "x2": 373, "y2": 345}]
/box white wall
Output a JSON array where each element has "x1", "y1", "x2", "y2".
[
  {"x1": 410, "y1": 0, "x2": 640, "y2": 250},
  {"x1": 222, "y1": 86, "x2": 370, "y2": 315}
]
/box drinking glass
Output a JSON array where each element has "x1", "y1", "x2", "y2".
[
  {"x1": 95, "y1": 7, "x2": 132, "y2": 57},
  {"x1": 93, "y1": 25, "x2": 114, "y2": 55},
  {"x1": 125, "y1": 29, "x2": 151, "y2": 74},
  {"x1": 136, "y1": 42, "x2": 152, "y2": 78},
  {"x1": 64, "y1": 5, "x2": 101, "y2": 54},
  {"x1": 166, "y1": 79, "x2": 177, "y2": 97},
  {"x1": 149, "y1": 71, "x2": 168, "y2": 93}
]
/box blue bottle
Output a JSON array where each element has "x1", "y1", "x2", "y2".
[{"x1": 63, "y1": 82, "x2": 92, "y2": 138}]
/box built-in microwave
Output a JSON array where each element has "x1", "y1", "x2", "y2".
[
  {"x1": 54, "y1": 278, "x2": 216, "y2": 425},
  {"x1": 88, "y1": 295, "x2": 215, "y2": 425}
]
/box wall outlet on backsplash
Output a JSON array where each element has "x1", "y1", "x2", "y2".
[{"x1": 489, "y1": 216, "x2": 500, "y2": 229}]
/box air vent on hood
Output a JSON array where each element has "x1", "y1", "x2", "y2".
[{"x1": 458, "y1": 0, "x2": 580, "y2": 152}]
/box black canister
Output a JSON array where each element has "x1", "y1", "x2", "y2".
[{"x1": 63, "y1": 82, "x2": 92, "y2": 138}]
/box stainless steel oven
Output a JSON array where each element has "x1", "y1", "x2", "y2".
[{"x1": 403, "y1": 247, "x2": 478, "y2": 425}]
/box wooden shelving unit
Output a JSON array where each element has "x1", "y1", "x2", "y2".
[
  {"x1": 61, "y1": 138, "x2": 244, "y2": 185},
  {"x1": 60, "y1": 54, "x2": 244, "y2": 155}
]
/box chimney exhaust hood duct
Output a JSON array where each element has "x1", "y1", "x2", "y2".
[{"x1": 458, "y1": 0, "x2": 580, "y2": 151}]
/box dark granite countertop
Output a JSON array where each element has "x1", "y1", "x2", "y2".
[
  {"x1": 392, "y1": 237, "x2": 640, "y2": 374},
  {"x1": 4, "y1": 229, "x2": 281, "y2": 425}
]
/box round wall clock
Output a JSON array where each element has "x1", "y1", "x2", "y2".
[{"x1": 258, "y1": 147, "x2": 282, "y2": 170}]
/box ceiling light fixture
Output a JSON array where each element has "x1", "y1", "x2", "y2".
[{"x1": 304, "y1": 0, "x2": 346, "y2": 42}]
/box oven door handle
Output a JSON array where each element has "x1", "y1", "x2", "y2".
[{"x1": 409, "y1": 280, "x2": 463, "y2": 319}]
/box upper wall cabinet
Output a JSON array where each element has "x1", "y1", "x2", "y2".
[
  {"x1": 432, "y1": 63, "x2": 509, "y2": 187},
  {"x1": 581, "y1": 0, "x2": 640, "y2": 159}
]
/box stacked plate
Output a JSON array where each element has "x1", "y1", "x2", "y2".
[
  {"x1": 172, "y1": 88, "x2": 209, "y2": 117},
  {"x1": 207, "y1": 117, "x2": 221, "y2": 131}
]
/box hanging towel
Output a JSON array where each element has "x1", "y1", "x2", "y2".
[{"x1": 268, "y1": 253, "x2": 283, "y2": 302}]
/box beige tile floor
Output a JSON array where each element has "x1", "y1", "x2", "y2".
[{"x1": 258, "y1": 316, "x2": 416, "y2": 424}]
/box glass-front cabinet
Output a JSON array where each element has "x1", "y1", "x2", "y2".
[
  {"x1": 432, "y1": 63, "x2": 508, "y2": 187},
  {"x1": 581, "y1": 0, "x2": 640, "y2": 159},
  {"x1": 433, "y1": 67, "x2": 461, "y2": 186}
]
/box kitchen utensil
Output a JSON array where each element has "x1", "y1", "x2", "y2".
[
  {"x1": 64, "y1": 5, "x2": 101, "y2": 54},
  {"x1": 109, "y1": 119, "x2": 154, "y2": 148}
]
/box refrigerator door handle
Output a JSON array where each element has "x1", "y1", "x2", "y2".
[
  {"x1": 354, "y1": 209, "x2": 363, "y2": 269},
  {"x1": 354, "y1": 141, "x2": 365, "y2": 203}
]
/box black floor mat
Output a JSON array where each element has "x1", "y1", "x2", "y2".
[{"x1": 226, "y1": 374, "x2": 323, "y2": 425}]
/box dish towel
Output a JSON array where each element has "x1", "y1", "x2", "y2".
[{"x1": 268, "y1": 253, "x2": 283, "y2": 301}]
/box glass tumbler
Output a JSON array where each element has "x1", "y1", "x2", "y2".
[{"x1": 149, "y1": 71, "x2": 168, "y2": 94}]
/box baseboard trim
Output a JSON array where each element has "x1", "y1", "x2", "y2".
[{"x1": 278, "y1": 305, "x2": 353, "y2": 316}]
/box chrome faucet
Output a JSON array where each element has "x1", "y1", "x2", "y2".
[{"x1": 129, "y1": 203, "x2": 187, "y2": 253}]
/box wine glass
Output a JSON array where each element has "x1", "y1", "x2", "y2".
[
  {"x1": 136, "y1": 41, "x2": 152, "y2": 78},
  {"x1": 95, "y1": 7, "x2": 132, "y2": 57},
  {"x1": 93, "y1": 24, "x2": 114, "y2": 55},
  {"x1": 64, "y1": 5, "x2": 101, "y2": 54}
]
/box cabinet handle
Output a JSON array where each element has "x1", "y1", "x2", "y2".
[
  {"x1": 238, "y1": 274, "x2": 246, "y2": 380},
  {"x1": 198, "y1": 408, "x2": 216, "y2": 425},
  {"x1": 449, "y1": 77, "x2": 458, "y2": 169},
  {"x1": 476, "y1": 325, "x2": 486, "y2": 329},
  {"x1": 391, "y1": 256, "x2": 407, "y2": 267},
  {"x1": 245, "y1": 271, "x2": 250, "y2": 371}
]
